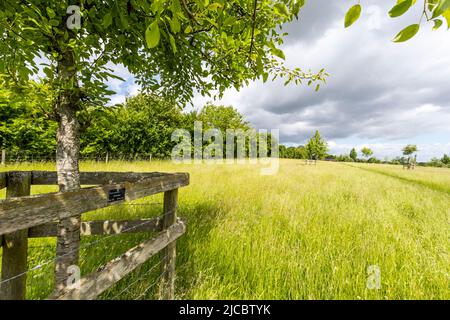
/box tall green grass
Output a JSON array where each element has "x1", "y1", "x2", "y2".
[{"x1": 1, "y1": 160, "x2": 449, "y2": 299}]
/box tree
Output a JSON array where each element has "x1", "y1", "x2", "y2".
[
  {"x1": 428, "y1": 157, "x2": 445, "y2": 167},
  {"x1": 81, "y1": 93, "x2": 185, "y2": 159},
  {"x1": 279, "y1": 145, "x2": 307, "y2": 159},
  {"x1": 0, "y1": 81, "x2": 57, "y2": 158},
  {"x1": 367, "y1": 156, "x2": 380, "y2": 164},
  {"x1": 402, "y1": 144, "x2": 418, "y2": 168},
  {"x1": 402, "y1": 144, "x2": 418, "y2": 156},
  {"x1": 441, "y1": 154, "x2": 450, "y2": 165},
  {"x1": 349, "y1": 148, "x2": 358, "y2": 162},
  {"x1": 1, "y1": 0, "x2": 329, "y2": 288},
  {"x1": 198, "y1": 104, "x2": 250, "y2": 132},
  {"x1": 305, "y1": 130, "x2": 328, "y2": 160},
  {"x1": 191, "y1": 104, "x2": 252, "y2": 158},
  {"x1": 361, "y1": 147, "x2": 373, "y2": 161}
]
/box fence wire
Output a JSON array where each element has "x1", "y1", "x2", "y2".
[
  {"x1": 0, "y1": 150, "x2": 169, "y2": 164},
  {"x1": 110, "y1": 254, "x2": 167, "y2": 300}
]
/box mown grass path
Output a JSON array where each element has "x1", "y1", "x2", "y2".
[{"x1": 345, "y1": 163, "x2": 450, "y2": 196}]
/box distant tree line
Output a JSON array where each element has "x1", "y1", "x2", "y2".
[
  {"x1": 279, "y1": 130, "x2": 329, "y2": 160},
  {"x1": 280, "y1": 138, "x2": 450, "y2": 169}
]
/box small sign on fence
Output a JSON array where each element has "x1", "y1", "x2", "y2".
[{"x1": 108, "y1": 188, "x2": 126, "y2": 203}]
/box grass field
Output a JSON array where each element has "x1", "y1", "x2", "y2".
[{"x1": 1, "y1": 160, "x2": 449, "y2": 300}]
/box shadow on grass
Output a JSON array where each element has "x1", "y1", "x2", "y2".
[
  {"x1": 100, "y1": 200, "x2": 226, "y2": 300},
  {"x1": 173, "y1": 201, "x2": 227, "y2": 299}
]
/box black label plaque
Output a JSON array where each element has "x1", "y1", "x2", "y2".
[{"x1": 108, "y1": 188, "x2": 126, "y2": 203}]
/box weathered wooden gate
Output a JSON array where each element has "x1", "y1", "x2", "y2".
[{"x1": 0, "y1": 171, "x2": 189, "y2": 300}]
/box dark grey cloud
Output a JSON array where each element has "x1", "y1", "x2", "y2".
[
  {"x1": 211, "y1": 0, "x2": 450, "y2": 150},
  {"x1": 101, "y1": 0, "x2": 450, "y2": 160},
  {"x1": 283, "y1": 0, "x2": 344, "y2": 45}
]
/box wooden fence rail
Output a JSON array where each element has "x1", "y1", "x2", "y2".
[
  {"x1": 50, "y1": 221, "x2": 186, "y2": 300},
  {"x1": 0, "y1": 216, "x2": 188, "y2": 243},
  {"x1": 0, "y1": 171, "x2": 189, "y2": 300}
]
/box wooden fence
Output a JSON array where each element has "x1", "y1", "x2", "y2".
[{"x1": 0, "y1": 170, "x2": 189, "y2": 300}]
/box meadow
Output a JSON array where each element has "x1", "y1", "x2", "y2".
[{"x1": 0, "y1": 160, "x2": 449, "y2": 300}]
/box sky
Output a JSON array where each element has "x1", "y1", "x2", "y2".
[{"x1": 107, "y1": 0, "x2": 450, "y2": 162}]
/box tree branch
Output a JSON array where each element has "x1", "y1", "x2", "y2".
[
  {"x1": 181, "y1": 0, "x2": 200, "y2": 24},
  {"x1": 249, "y1": 0, "x2": 258, "y2": 55}
]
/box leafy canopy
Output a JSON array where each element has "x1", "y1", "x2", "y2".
[
  {"x1": 279, "y1": 145, "x2": 307, "y2": 159},
  {"x1": 0, "y1": 0, "x2": 327, "y2": 107},
  {"x1": 402, "y1": 144, "x2": 418, "y2": 155},
  {"x1": 197, "y1": 104, "x2": 250, "y2": 132},
  {"x1": 2, "y1": 0, "x2": 448, "y2": 108},
  {"x1": 361, "y1": 147, "x2": 373, "y2": 158},
  {"x1": 0, "y1": 88, "x2": 255, "y2": 159},
  {"x1": 0, "y1": 81, "x2": 56, "y2": 154}
]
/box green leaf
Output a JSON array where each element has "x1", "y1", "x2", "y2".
[
  {"x1": 443, "y1": 8, "x2": 450, "y2": 28},
  {"x1": 433, "y1": 19, "x2": 443, "y2": 30},
  {"x1": 145, "y1": 21, "x2": 160, "y2": 48},
  {"x1": 392, "y1": 24, "x2": 420, "y2": 42},
  {"x1": 274, "y1": 3, "x2": 290, "y2": 17},
  {"x1": 119, "y1": 11, "x2": 129, "y2": 29},
  {"x1": 389, "y1": 0, "x2": 413, "y2": 18},
  {"x1": 427, "y1": 0, "x2": 439, "y2": 11},
  {"x1": 46, "y1": 7, "x2": 56, "y2": 19},
  {"x1": 432, "y1": 0, "x2": 450, "y2": 19},
  {"x1": 256, "y1": 57, "x2": 264, "y2": 74},
  {"x1": 207, "y1": 3, "x2": 222, "y2": 11},
  {"x1": 271, "y1": 47, "x2": 285, "y2": 60},
  {"x1": 102, "y1": 13, "x2": 113, "y2": 28},
  {"x1": 170, "y1": 16, "x2": 181, "y2": 33},
  {"x1": 293, "y1": 0, "x2": 305, "y2": 17},
  {"x1": 345, "y1": 4, "x2": 361, "y2": 28},
  {"x1": 169, "y1": 34, "x2": 177, "y2": 53}
]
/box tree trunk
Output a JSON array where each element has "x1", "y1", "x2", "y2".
[{"x1": 54, "y1": 45, "x2": 81, "y2": 292}]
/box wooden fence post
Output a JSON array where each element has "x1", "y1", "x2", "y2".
[
  {"x1": 1, "y1": 149, "x2": 5, "y2": 165},
  {"x1": 160, "y1": 189, "x2": 178, "y2": 300},
  {"x1": 0, "y1": 171, "x2": 31, "y2": 300}
]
